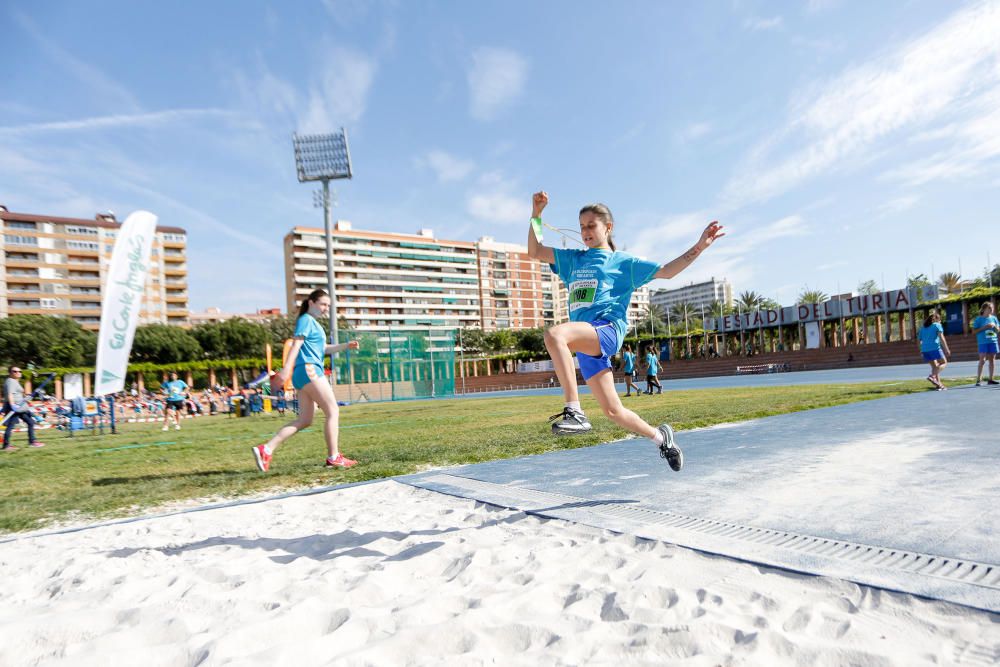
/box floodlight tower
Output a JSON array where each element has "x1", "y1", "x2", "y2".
[{"x1": 292, "y1": 129, "x2": 353, "y2": 345}]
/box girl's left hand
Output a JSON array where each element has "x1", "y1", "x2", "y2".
[
  {"x1": 347, "y1": 340, "x2": 360, "y2": 350},
  {"x1": 700, "y1": 221, "x2": 725, "y2": 247}
]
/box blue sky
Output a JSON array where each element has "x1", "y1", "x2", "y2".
[{"x1": 3, "y1": 0, "x2": 999, "y2": 313}]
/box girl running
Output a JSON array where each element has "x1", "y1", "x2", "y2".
[
  {"x1": 252, "y1": 289, "x2": 359, "y2": 471},
  {"x1": 620, "y1": 343, "x2": 641, "y2": 397},
  {"x1": 917, "y1": 309, "x2": 950, "y2": 390},
  {"x1": 971, "y1": 302, "x2": 999, "y2": 386},
  {"x1": 644, "y1": 344, "x2": 663, "y2": 395},
  {"x1": 528, "y1": 191, "x2": 724, "y2": 471}
]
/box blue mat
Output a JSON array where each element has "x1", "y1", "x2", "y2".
[{"x1": 404, "y1": 383, "x2": 1000, "y2": 612}]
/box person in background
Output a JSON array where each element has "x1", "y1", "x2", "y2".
[
  {"x1": 917, "y1": 310, "x2": 950, "y2": 390},
  {"x1": 3, "y1": 367, "x2": 45, "y2": 451},
  {"x1": 971, "y1": 302, "x2": 999, "y2": 386}
]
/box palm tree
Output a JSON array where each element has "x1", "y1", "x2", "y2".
[
  {"x1": 938, "y1": 272, "x2": 962, "y2": 294},
  {"x1": 670, "y1": 302, "x2": 696, "y2": 331},
  {"x1": 635, "y1": 304, "x2": 667, "y2": 336},
  {"x1": 707, "y1": 299, "x2": 729, "y2": 318},
  {"x1": 798, "y1": 288, "x2": 828, "y2": 304},
  {"x1": 736, "y1": 290, "x2": 763, "y2": 312},
  {"x1": 857, "y1": 279, "x2": 879, "y2": 295}
]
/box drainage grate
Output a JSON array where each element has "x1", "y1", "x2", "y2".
[{"x1": 416, "y1": 473, "x2": 1000, "y2": 593}]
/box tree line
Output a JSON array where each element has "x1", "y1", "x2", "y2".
[{"x1": 0, "y1": 314, "x2": 551, "y2": 369}]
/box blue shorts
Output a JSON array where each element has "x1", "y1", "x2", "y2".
[
  {"x1": 292, "y1": 363, "x2": 324, "y2": 390},
  {"x1": 979, "y1": 342, "x2": 999, "y2": 355},
  {"x1": 922, "y1": 350, "x2": 945, "y2": 362},
  {"x1": 577, "y1": 321, "x2": 619, "y2": 381}
]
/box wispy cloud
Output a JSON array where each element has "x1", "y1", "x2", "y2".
[
  {"x1": 883, "y1": 90, "x2": 1000, "y2": 187},
  {"x1": 806, "y1": 0, "x2": 842, "y2": 13},
  {"x1": 415, "y1": 150, "x2": 475, "y2": 182},
  {"x1": 300, "y1": 48, "x2": 377, "y2": 133},
  {"x1": 876, "y1": 194, "x2": 920, "y2": 216},
  {"x1": 467, "y1": 48, "x2": 528, "y2": 121},
  {"x1": 724, "y1": 1, "x2": 1000, "y2": 206},
  {"x1": 744, "y1": 16, "x2": 783, "y2": 31},
  {"x1": 123, "y1": 183, "x2": 278, "y2": 256},
  {"x1": 0, "y1": 109, "x2": 247, "y2": 137},
  {"x1": 12, "y1": 10, "x2": 141, "y2": 112},
  {"x1": 465, "y1": 172, "x2": 523, "y2": 224},
  {"x1": 676, "y1": 121, "x2": 712, "y2": 144}
]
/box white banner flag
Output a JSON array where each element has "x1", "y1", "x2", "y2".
[{"x1": 94, "y1": 211, "x2": 158, "y2": 396}]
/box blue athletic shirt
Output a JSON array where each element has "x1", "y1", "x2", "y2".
[
  {"x1": 622, "y1": 351, "x2": 635, "y2": 372},
  {"x1": 645, "y1": 352, "x2": 659, "y2": 375},
  {"x1": 293, "y1": 313, "x2": 326, "y2": 368},
  {"x1": 918, "y1": 322, "x2": 944, "y2": 352},
  {"x1": 163, "y1": 379, "x2": 188, "y2": 401},
  {"x1": 973, "y1": 315, "x2": 999, "y2": 345},
  {"x1": 550, "y1": 247, "x2": 660, "y2": 352}
]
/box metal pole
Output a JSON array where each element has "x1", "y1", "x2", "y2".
[
  {"x1": 459, "y1": 327, "x2": 466, "y2": 394},
  {"x1": 322, "y1": 179, "x2": 339, "y2": 347},
  {"x1": 429, "y1": 327, "x2": 435, "y2": 397}
]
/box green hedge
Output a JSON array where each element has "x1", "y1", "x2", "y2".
[{"x1": 26, "y1": 357, "x2": 267, "y2": 382}]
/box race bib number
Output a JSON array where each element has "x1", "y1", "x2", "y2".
[{"x1": 569, "y1": 279, "x2": 597, "y2": 312}]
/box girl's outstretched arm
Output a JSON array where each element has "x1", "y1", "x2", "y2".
[
  {"x1": 656, "y1": 221, "x2": 725, "y2": 279},
  {"x1": 527, "y1": 191, "x2": 556, "y2": 265}
]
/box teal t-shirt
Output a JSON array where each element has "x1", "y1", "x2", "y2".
[
  {"x1": 973, "y1": 315, "x2": 999, "y2": 345},
  {"x1": 293, "y1": 314, "x2": 326, "y2": 367},
  {"x1": 918, "y1": 322, "x2": 944, "y2": 352},
  {"x1": 622, "y1": 351, "x2": 635, "y2": 372},
  {"x1": 645, "y1": 352, "x2": 659, "y2": 374},
  {"x1": 550, "y1": 247, "x2": 660, "y2": 352},
  {"x1": 163, "y1": 379, "x2": 188, "y2": 401}
]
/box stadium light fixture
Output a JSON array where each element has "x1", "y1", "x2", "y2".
[{"x1": 292, "y1": 129, "x2": 353, "y2": 347}]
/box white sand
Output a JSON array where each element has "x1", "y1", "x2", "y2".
[{"x1": 0, "y1": 481, "x2": 997, "y2": 666}]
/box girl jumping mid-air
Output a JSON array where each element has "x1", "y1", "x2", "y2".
[
  {"x1": 527, "y1": 191, "x2": 724, "y2": 471},
  {"x1": 252, "y1": 289, "x2": 359, "y2": 471}
]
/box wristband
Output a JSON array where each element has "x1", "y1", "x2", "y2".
[{"x1": 530, "y1": 217, "x2": 544, "y2": 243}]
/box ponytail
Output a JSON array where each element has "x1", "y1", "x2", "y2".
[{"x1": 299, "y1": 289, "x2": 328, "y2": 317}]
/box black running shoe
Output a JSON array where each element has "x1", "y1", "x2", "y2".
[
  {"x1": 548, "y1": 408, "x2": 592, "y2": 436},
  {"x1": 656, "y1": 424, "x2": 683, "y2": 471},
  {"x1": 988, "y1": 379, "x2": 1000, "y2": 385}
]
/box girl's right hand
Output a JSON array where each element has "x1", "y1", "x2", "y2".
[{"x1": 532, "y1": 191, "x2": 548, "y2": 217}]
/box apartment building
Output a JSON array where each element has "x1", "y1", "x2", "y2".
[
  {"x1": 475, "y1": 236, "x2": 549, "y2": 331},
  {"x1": 284, "y1": 222, "x2": 481, "y2": 345},
  {"x1": 284, "y1": 221, "x2": 655, "y2": 341},
  {"x1": 650, "y1": 276, "x2": 732, "y2": 314},
  {"x1": 189, "y1": 307, "x2": 283, "y2": 326},
  {"x1": 0, "y1": 206, "x2": 189, "y2": 330}
]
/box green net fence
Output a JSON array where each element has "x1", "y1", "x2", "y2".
[{"x1": 330, "y1": 329, "x2": 456, "y2": 403}]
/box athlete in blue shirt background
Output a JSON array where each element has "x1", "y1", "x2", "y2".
[
  {"x1": 643, "y1": 345, "x2": 662, "y2": 395},
  {"x1": 971, "y1": 301, "x2": 999, "y2": 386},
  {"x1": 620, "y1": 343, "x2": 641, "y2": 397},
  {"x1": 528, "y1": 191, "x2": 724, "y2": 471},
  {"x1": 917, "y1": 309, "x2": 950, "y2": 390},
  {"x1": 252, "y1": 288, "x2": 360, "y2": 472},
  {"x1": 161, "y1": 371, "x2": 188, "y2": 431}
]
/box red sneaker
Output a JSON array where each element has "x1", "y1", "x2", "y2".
[
  {"x1": 28, "y1": 442, "x2": 45, "y2": 448},
  {"x1": 325, "y1": 453, "x2": 357, "y2": 468},
  {"x1": 251, "y1": 444, "x2": 272, "y2": 472}
]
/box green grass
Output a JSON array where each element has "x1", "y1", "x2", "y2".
[{"x1": 0, "y1": 379, "x2": 951, "y2": 534}]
